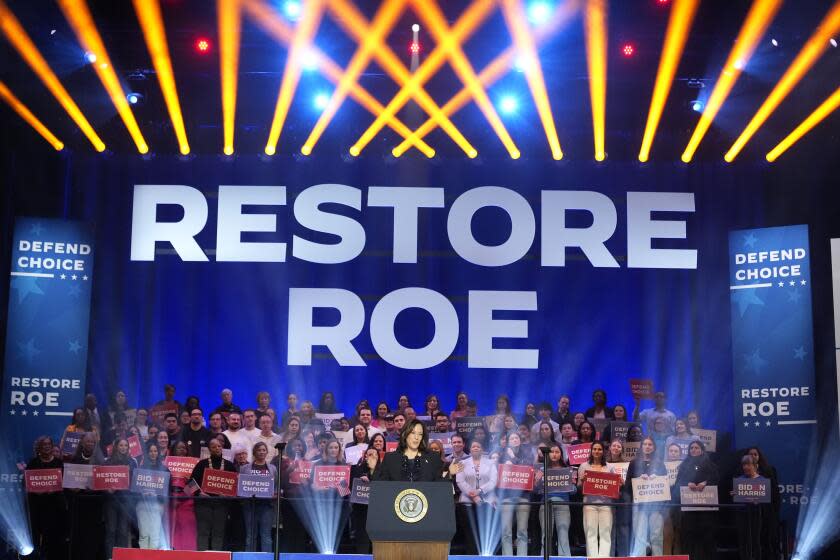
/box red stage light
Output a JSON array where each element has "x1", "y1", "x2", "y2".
[
  {"x1": 196, "y1": 38, "x2": 211, "y2": 53},
  {"x1": 409, "y1": 41, "x2": 420, "y2": 54},
  {"x1": 622, "y1": 43, "x2": 635, "y2": 57},
  {"x1": 657, "y1": 0, "x2": 669, "y2": 4}
]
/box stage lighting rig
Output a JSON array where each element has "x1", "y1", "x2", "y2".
[
  {"x1": 195, "y1": 38, "x2": 210, "y2": 53},
  {"x1": 622, "y1": 43, "x2": 635, "y2": 57}
]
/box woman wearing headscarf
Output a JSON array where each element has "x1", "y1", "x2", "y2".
[{"x1": 675, "y1": 440, "x2": 718, "y2": 560}]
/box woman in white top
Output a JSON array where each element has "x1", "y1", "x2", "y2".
[
  {"x1": 456, "y1": 440, "x2": 498, "y2": 555},
  {"x1": 577, "y1": 441, "x2": 615, "y2": 558}
]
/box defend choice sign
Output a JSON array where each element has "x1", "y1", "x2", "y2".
[
  {"x1": 237, "y1": 473, "x2": 275, "y2": 498},
  {"x1": 631, "y1": 475, "x2": 671, "y2": 503},
  {"x1": 497, "y1": 464, "x2": 534, "y2": 491},
  {"x1": 24, "y1": 469, "x2": 62, "y2": 493},
  {"x1": 201, "y1": 469, "x2": 238, "y2": 496},
  {"x1": 130, "y1": 185, "x2": 697, "y2": 370}
]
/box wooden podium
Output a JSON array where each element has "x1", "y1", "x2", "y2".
[{"x1": 367, "y1": 481, "x2": 455, "y2": 560}]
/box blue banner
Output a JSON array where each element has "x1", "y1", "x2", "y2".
[
  {"x1": 729, "y1": 224, "x2": 816, "y2": 518},
  {"x1": 1, "y1": 218, "x2": 94, "y2": 486}
]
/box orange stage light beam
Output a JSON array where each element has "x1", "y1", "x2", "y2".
[
  {"x1": 413, "y1": 0, "x2": 520, "y2": 159},
  {"x1": 681, "y1": 0, "x2": 782, "y2": 163},
  {"x1": 638, "y1": 0, "x2": 699, "y2": 163},
  {"x1": 133, "y1": 0, "x2": 190, "y2": 155},
  {"x1": 392, "y1": 0, "x2": 580, "y2": 157},
  {"x1": 725, "y1": 0, "x2": 840, "y2": 162},
  {"x1": 328, "y1": 0, "x2": 477, "y2": 157},
  {"x1": 500, "y1": 0, "x2": 563, "y2": 160},
  {"x1": 240, "y1": 0, "x2": 435, "y2": 157},
  {"x1": 57, "y1": 0, "x2": 148, "y2": 154},
  {"x1": 0, "y1": 81, "x2": 63, "y2": 150},
  {"x1": 301, "y1": 0, "x2": 407, "y2": 156},
  {"x1": 265, "y1": 0, "x2": 326, "y2": 155},
  {"x1": 766, "y1": 85, "x2": 840, "y2": 162},
  {"x1": 349, "y1": 0, "x2": 491, "y2": 158},
  {"x1": 0, "y1": 0, "x2": 104, "y2": 151},
  {"x1": 218, "y1": 0, "x2": 241, "y2": 155},
  {"x1": 584, "y1": 0, "x2": 608, "y2": 161}
]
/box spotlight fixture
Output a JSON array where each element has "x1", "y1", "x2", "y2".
[
  {"x1": 771, "y1": 38, "x2": 779, "y2": 46},
  {"x1": 84, "y1": 51, "x2": 96, "y2": 63},
  {"x1": 126, "y1": 92, "x2": 143, "y2": 105},
  {"x1": 622, "y1": 43, "x2": 635, "y2": 57},
  {"x1": 20, "y1": 544, "x2": 34, "y2": 556},
  {"x1": 300, "y1": 49, "x2": 319, "y2": 71},
  {"x1": 195, "y1": 38, "x2": 210, "y2": 53},
  {"x1": 527, "y1": 1, "x2": 552, "y2": 25},
  {"x1": 499, "y1": 95, "x2": 518, "y2": 115},
  {"x1": 314, "y1": 92, "x2": 329, "y2": 110},
  {"x1": 691, "y1": 99, "x2": 704, "y2": 112},
  {"x1": 283, "y1": 0, "x2": 302, "y2": 21},
  {"x1": 830, "y1": 38, "x2": 837, "y2": 47},
  {"x1": 411, "y1": 24, "x2": 420, "y2": 33},
  {"x1": 409, "y1": 41, "x2": 420, "y2": 54}
]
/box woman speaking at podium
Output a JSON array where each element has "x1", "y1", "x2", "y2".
[{"x1": 373, "y1": 419, "x2": 463, "y2": 482}]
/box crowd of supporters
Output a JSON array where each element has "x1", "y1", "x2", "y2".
[{"x1": 22, "y1": 385, "x2": 781, "y2": 559}]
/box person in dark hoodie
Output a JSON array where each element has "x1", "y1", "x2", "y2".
[
  {"x1": 102, "y1": 437, "x2": 137, "y2": 558},
  {"x1": 675, "y1": 440, "x2": 719, "y2": 560}
]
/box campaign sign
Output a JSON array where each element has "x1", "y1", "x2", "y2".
[
  {"x1": 386, "y1": 441, "x2": 398, "y2": 453},
  {"x1": 692, "y1": 428, "x2": 717, "y2": 452},
  {"x1": 149, "y1": 403, "x2": 179, "y2": 427},
  {"x1": 289, "y1": 460, "x2": 313, "y2": 484},
  {"x1": 609, "y1": 422, "x2": 641, "y2": 443},
  {"x1": 456, "y1": 417, "x2": 485, "y2": 437},
  {"x1": 62, "y1": 431, "x2": 85, "y2": 456},
  {"x1": 344, "y1": 444, "x2": 368, "y2": 466},
  {"x1": 429, "y1": 432, "x2": 455, "y2": 454},
  {"x1": 630, "y1": 378, "x2": 654, "y2": 399},
  {"x1": 680, "y1": 485, "x2": 719, "y2": 512},
  {"x1": 164, "y1": 456, "x2": 199, "y2": 488},
  {"x1": 631, "y1": 475, "x2": 671, "y2": 503},
  {"x1": 566, "y1": 443, "x2": 591, "y2": 466},
  {"x1": 350, "y1": 478, "x2": 371, "y2": 504},
  {"x1": 665, "y1": 461, "x2": 682, "y2": 486},
  {"x1": 610, "y1": 461, "x2": 630, "y2": 482},
  {"x1": 237, "y1": 473, "x2": 274, "y2": 498},
  {"x1": 497, "y1": 464, "x2": 534, "y2": 491},
  {"x1": 127, "y1": 435, "x2": 143, "y2": 458},
  {"x1": 201, "y1": 469, "x2": 238, "y2": 497},
  {"x1": 92, "y1": 465, "x2": 131, "y2": 491},
  {"x1": 623, "y1": 442, "x2": 641, "y2": 460},
  {"x1": 312, "y1": 465, "x2": 351, "y2": 491},
  {"x1": 24, "y1": 469, "x2": 62, "y2": 493},
  {"x1": 315, "y1": 412, "x2": 345, "y2": 431},
  {"x1": 331, "y1": 430, "x2": 354, "y2": 448},
  {"x1": 63, "y1": 463, "x2": 93, "y2": 489},
  {"x1": 131, "y1": 468, "x2": 170, "y2": 496},
  {"x1": 582, "y1": 470, "x2": 622, "y2": 499},
  {"x1": 543, "y1": 467, "x2": 575, "y2": 493},
  {"x1": 733, "y1": 477, "x2": 771, "y2": 504}
]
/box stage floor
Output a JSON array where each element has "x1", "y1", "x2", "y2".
[{"x1": 113, "y1": 550, "x2": 689, "y2": 560}]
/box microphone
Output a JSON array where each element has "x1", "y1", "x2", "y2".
[{"x1": 539, "y1": 446, "x2": 551, "y2": 456}]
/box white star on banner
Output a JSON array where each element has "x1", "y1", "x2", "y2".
[
  {"x1": 60, "y1": 274, "x2": 66, "y2": 280},
  {"x1": 71, "y1": 274, "x2": 77, "y2": 280},
  {"x1": 801, "y1": 279, "x2": 807, "y2": 285},
  {"x1": 789, "y1": 280, "x2": 795, "y2": 286},
  {"x1": 743, "y1": 421, "x2": 749, "y2": 427},
  {"x1": 21, "y1": 410, "x2": 27, "y2": 416},
  {"x1": 9, "y1": 410, "x2": 15, "y2": 415},
  {"x1": 777, "y1": 282, "x2": 784, "y2": 288},
  {"x1": 754, "y1": 421, "x2": 760, "y2": 426},
  {"x1": 766, "y1": 421, "x2": 771, "y2": 426},
  {"x1": 83, "y1": 275, "x2": 88, "y2": 281},
  {"x1": 33, "y1": 410, "x2": 39, "y2": 416}
]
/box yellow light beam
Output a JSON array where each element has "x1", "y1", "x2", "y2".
[
  {"x1": 638, "y1": 0, "x2": 699, "y2": 163},
  {"x1": 57, "y1": 0, "x2": 148, "y2": 154},
  {"x1": 413, "y1": 0, "x2": 520, "y2": 159},
  {"x1": 349, "y1": 0, "x2": 492, "y2": 158},
  {"x1": 301, "y1": 0, "x2": 407, "y2": 156},
  {"x1": 329, "y1": 0, "x2": 477, "y2": 158},
  {"x1": 681, "y1": 0, "x2": 782, "y2": 162},
  {"x1": 133, "y1": 0, "x2": 190, "y2": 155},
  {"x1": 393, "y1": 0, "x2": 579, "y2": 157},
  {"x1": 219, "y1": 0, "x2": 241, "y2": 155},
  {"x1": 0, "y1": 81, "x2": 64, "y2": 150},
  {"x1": 500, "y1": 0, "x2": 563, "y2": 160},
  {"x1": 0, "y1": 0, "x2": 104, "y2": 151},
  {"x1": 265, "y1": 0, "x2": 326, "y2": 155},
  {"x1": 584, "y1": 0, "x2": 608, "y2": 161},
  {"x1": 725, "y1": 0, "x2": 840, "y2": 162},
  {"x1": 766, "y1": 85, "x2": 840, "y2": 161},
  {"x1": 240, "y1": 0, "x2": 435, "y2": 157}
]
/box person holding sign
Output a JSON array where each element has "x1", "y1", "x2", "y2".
[
  {"x1": 606, "y1": 439, "x2": 631, "y2": 556},
  {"x1": 534, "y1": 443, "x2": 574, "y2": 557},
  {"x1": 135, "y1": 442, "x2": 168, "y2": 549},
  {"x1": 578, "y1": 441, "x2": 615, "y2": 557},
  {"x1": 103, "y1": 438, "x2": 137, "y2": 557},
  {"x1": 25, "y1": 436, "x2": 65, "y2": 560},
  {"x1": 276, "y1": 437, "x2": 310, "y2": 552},
  {"x1": 350, "y1": 446, "x2": 380, "y2": 553},
  {"x1": 733, "y1": 453, "x2": 775, "y2": 560},
  {"x1": 238, "y1": 441, "x2": 278, "y2": 552},
  {"x1": 498, "y1": 432, "x2": 532, "y2": 557},
  {"x1": 627, "y1": 436, "x2": 668, "y2": 556},
  {"x1": 190, "y1": 438, "x2": 236, "y2": 551},
  {"x1": 675, "y1": 441, "x2": 718, "y2": 560}
]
